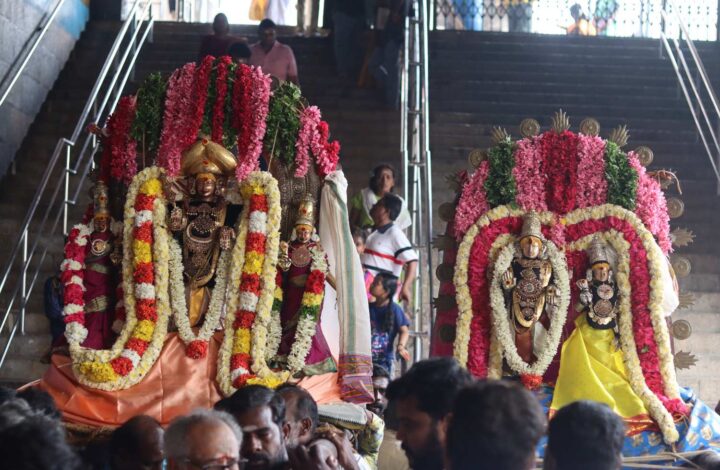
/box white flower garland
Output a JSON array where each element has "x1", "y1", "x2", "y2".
[{"x1": 489, "y1": 238, "x2": 570, "y2": 377}]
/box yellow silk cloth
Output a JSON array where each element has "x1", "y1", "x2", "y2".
[
  {"x1": 550, "y1": 315, "x2": 657, "y2": 434},
  {"x1": 34, "y1": 332, "x2": 342, "y2": 428}
]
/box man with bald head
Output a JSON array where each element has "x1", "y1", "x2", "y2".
[
  {"x1": 109, "y1": 415, "x2": 164, "y2": 470},
  {"x1": 276, "y1": 384, "x2": 318, "y2": 447},
  {"x1": 165, "y1": 409, "x2": 243, "y2": 470}
]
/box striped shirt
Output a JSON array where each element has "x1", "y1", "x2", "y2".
[{"x1": 362, "y1": 224, "x2": 418, "y2": 277}]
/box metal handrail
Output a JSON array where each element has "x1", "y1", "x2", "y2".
[
  {"x1": 0, "y1": 0, "x2": 68, "y2": 110},
  {"x1": 660, "y1": 4, "x2": 720, "y2": 184},
  {"x1": 0, "y1": 0, "x2": 155, "y2": 368}
]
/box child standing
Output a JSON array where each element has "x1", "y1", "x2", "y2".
[{"x1": 369, "y1": 272, "x2": 410, "y2": 374}]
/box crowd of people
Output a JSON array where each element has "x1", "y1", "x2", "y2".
[{"x1": 7, "y1": 356, "x2": 718, "y2": 469}]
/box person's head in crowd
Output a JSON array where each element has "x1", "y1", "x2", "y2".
[
  {"x1": 258, "y1": 19, "x2": 277, "y2": 51},
  {"x1": 215, "y1": 385, "x2": 288, "y2": 470},
  {"x1": 370, "y1": 272, "x2": 398, "y2": 309},
  {"x1": 386, "y1": 357, "x2": 473, "y2": 470},
  {"x1": 109, "y1": 415, "x2": 165, "y2": 470},
  {"x1": 228, "y1": 41, "x2": 251, "y2": 64},
  {"x1": 544, "y1": 400, "x2": 624, "y2": 470},
  {"x1": 276, "y1": 384, "x2": 318, "y2": 447},
  {"x1": 369, "y1": 164, "x2": 396, "y2": 196},
  {"x1": 17, "y1": 388, "x2": 61, "y2": 420},
  {"x1": 213, "y1": 13, "x2": 230, "y2": 37},
  {"x1": 352, "y1": 227, "x2": 367, "y2": 256},
  {"x1": 370, "y1": 193, "x2": 402, "y2": 227},
  {"x1": 0, "y1": 399, "x2": 81, "y2": 470},
  {"x1": 368, "y1": 364, "x2": 391, "y2": 417},
  {"x1": 0, "y1": 386, "x2": 17, "y2": 406},
  {"x1": 446, "y1": 381, "x2": 545, "y2": 470},
  {"x1": 165, "y1": 409, "x2": 242, "y2": 470}
]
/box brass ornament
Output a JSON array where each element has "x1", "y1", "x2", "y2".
[
  {"x1": 433, "y1": 295, "x2": 456, "y2": 311},
  {"x1": 491, "y1": 127, "x2": 511, "y2": 145},
  {"x1": 671, "y1": 319, "x2": 692, "y2": 340},
  {"x1": 468, "y1": 148, "x2": 488, "y2": 169},
  {"x1": 667, "y1": 198, "x2": 685, "y2": 219},
  {"x1": 438, "y1": 324, "x2": 456, "y2": 343},
  {"x1": 608, "y1": 125, "x2": 630, "y2": 148},
  {"x1": 634, "y1": 146, "x2": 654, "y2": 166},
  {"x1": 519, "y1": 118, "x2": 541, "y2": 138},
  {"x1": 551, "y1": 109, "x2": 571, "y2": 133},
  {"x1": 439, "y1": 202, "x2": 456, "y2": 222},
  {"x1": 678, "y1": 291, "x2": 696, "y2": 310},
  {"x1": 674, "y1": 350, "x2": 698, "y2": 370},
  {"x1": 436, "y1": 263, "x2": 455, "y2": 282},
  {"x1": 432, "y1": 234, "x2": 455, "y2": 252},
  {"x1": 671, "y1": 228, "x2": 695, "y2": 248},
  {"x1": 579, "y1": 118, "x2": 601, "y2": 136},
  {"x1": 671, "y1": 255, "x2": 692, "y2": 278}
]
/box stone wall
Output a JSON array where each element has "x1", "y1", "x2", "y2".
[{"x1": 0, "y1": 0, "x2": 89, "y2": 178}]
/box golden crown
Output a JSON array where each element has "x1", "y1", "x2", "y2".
[
  {"x1": 181, "y1": 138, "x2": 237, "y2": 177},
  {"x1": 520, "y1": 212, "x2": 545, "y2": 241}
]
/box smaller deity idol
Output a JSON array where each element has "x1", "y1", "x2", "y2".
[
  {"x1": 275, "y1": 197, "x2": 336, "y2": 376},
  {"x1": 83, "y1": 181, "x2": 119, "y2": 349},
  {"x1": 501, "y1": 212, "x2": 558, "y2": 364},
  {"x1": 167, "y1": 139, "x2": 237, "y2": 327},
  {"x1": 577, "y1": 237, "x2": 619, "y2": 333}
]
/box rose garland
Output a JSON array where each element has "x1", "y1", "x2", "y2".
[
  {"x1": 61, "y1": 224, "x2": 93, "y2": 345},
  {"x1": 454, "y1": 160, "x2": 490, "y2": 237},
  {"x1": 512, "y1": 136, "x2": 547, "y2": 212},
  {"x1": 236, "y1": 66, "x2": 271, "y2": 181},
  {"x1": 294, "y1": 106, "x2": 322, "y2": 178},
  {"x1": 628, "y1": 152, "x2": 672, "y2": 254},
  {"x1": 575, "y1": 134, "x2": 607, "y2": 208},
  {"x1": 167, "y1": 238, "x2": 230, "y2": 359},
  {"x1": 285, "y1": 246, "x2": 327, "y2": 373},
  {"x1": 218, "y1": 172, "x2": 285, "y2": 396},
  {"x1": 489, "y1": 234, "x2": 570, "y2": 383},
  {"x1": 67, "y1": 167, "x2": 170, "y2": 390},
  {"x1": 541, "y1": 130, "x2": 579, "y2": 214},
  {"x1": 312, "y1": 121, "x2": 341, "y2": 179},
  {"x1": 107, "y1": 95, "x2": 138, "y2": 185},
  {"x1": 156, "y1": 63, "x2": 197, "y2": 176}
]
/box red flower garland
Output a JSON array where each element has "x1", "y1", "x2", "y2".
[
  {"x1": 107, "y1": 96, "x2": 138, "y2": 184},
  {"x1": 157, "y1": 63, "x2": 197, "y2": 176},
  {"x1": 541, "y1": 131, "x2": 579, "y2": 214}
]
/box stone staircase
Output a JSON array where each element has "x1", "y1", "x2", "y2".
[{"x1": 0, "y1": 23, "x2": 718, "y2": 406}]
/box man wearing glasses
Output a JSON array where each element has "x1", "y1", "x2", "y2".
[{"x1": 165, "y1": 409, "x2": 243, "y2": 470}]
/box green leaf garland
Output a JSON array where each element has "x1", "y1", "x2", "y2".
[
  {"x1": 263, "y1": 82, "x2": 302, "y2": 166},
  {"x1": 201, "y1": 58, "x2": 219, "y2": 138},
  {"x1": 222, "y1": 62, "x2": 238, "y2": 150},
  {"x1": 484, "y1": 138, "x2": 517, "y2": 207},
  {"x1": 130, "y1": 72, "x2": 167, "y2": 157},
  {"x1": 604, "y1": 141, "x2": 638, "y2": 210}
]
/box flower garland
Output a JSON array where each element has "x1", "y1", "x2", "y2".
[
  {"x1": 512, "y1": 136, "x2": 547, "y2": 212},
  {"x1": 68, "y1": 167, "x2": 170, "y2": 390},
  {"x1": 605, "y1": 141, "x2": 638, "y2": 210},
  {"x1": 61, "y1": 223, "x2": 93, "y2": 345},
  {"x1": 211, "y1": 57, "x2": 232, "y2": 143},
  {"x1": 107, "y1": 95, "x2": 138, "y2": 185},
  {"x1": 454, "y1": 160, "x2": 490, "y2": 238},
  {"x1": 236, "y1": 66, "x2": 271, "y2": 181},
  {"x1": 312, "y1": 121, "x2": 341, "y2": 179},
  {"x1": 190, "y1": 56, "x2": 215, "y2": 141},
  {"x1": 294, "y1": 106, "x2": 322, "y2": 178},
  {"x1": 488, "y1": 230, "x2": 570, "y2": 382},
  {"x1": 156, "y1": 63, "x2": 197, "y2": 176},
  {"x1": 484, "y1": 139, "x2": 517, "y2": 207},
  {"x1": 167, "y1": 238, "x2": 230, "y2": 359},
  {"x1": 628, "y1": 152, "x2": 672, "y2": 254},
  {"x1": 575, "y1": 134, "x2": 607, "y2": 208},
  {"x1": 218, "y1": 172, "x2": 285, "y2": 396},
  {"x1": 265, "y1": 270, "x2": 284, "y2": 360},
  {"x1": 541, "y1": 130, "x2": 579, "y2": 214},
  {"x1": 286, "y1": 245, "x2": 327, "y2": 373}
]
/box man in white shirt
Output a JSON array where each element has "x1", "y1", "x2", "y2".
[{"x1": 362, "y1": 194, "x2": 417, "y2": 302}]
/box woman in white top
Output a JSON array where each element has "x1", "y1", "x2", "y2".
[{"x1": 349, "y1": 164, "x2": 412, "y2": 231}]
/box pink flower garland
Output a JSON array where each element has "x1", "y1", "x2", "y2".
[
  {"x1": 313, "y1": 121, "x2": 340, "y2": 178},
  {"x1": 575, "y1": 134, "x2": 608, "y2": 208},
  {"x1": 294, "y1": 106, "x2": 322, "y2": 177},
  {"x1": 628, "y1": 153, "x2": 672, "y2": 254},
  {"x1": 156, "y1": 63, "x2": 197, "y2": 176},
  {"x1": 108, "y1": 96, "x2": 138, "y2": 184},
  {"x1": 211, "y1": 57, "x2": 232, "y2": 143},
  {"x1": 513, "y1": 137, "x2": 547, "y2": 211},
  {"x1": 454, "y1": 161, "x2": 490, "y2": 238},
  {"x1": 236, "y1": 66, "x2": 271, "y2": 181}
]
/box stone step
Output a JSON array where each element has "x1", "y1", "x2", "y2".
[{"x1": 0, "y1": 355, "x2": 49, "y2": 384}]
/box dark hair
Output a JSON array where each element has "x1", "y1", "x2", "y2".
[
  {"x1": 259, "y1": 19, "x2": 277, "y2": 31},
  {"x1": 0, "y1": 408, "x2": 81, "y2": 469},
  {"x1": 386, "y1": 357, "x2": 473, "y2": 421},
  {"x1": 228, "y1": 41, "x2": 251, "y2": 59},
  {"x1": 0, "y1": 387, "x2": 17, "y2": 406},
  {"x1": 215, "y1": 385, "x2": 285, "y2": 428},
  {"x1": 213, "y1": 13, "x2": 229, "y2": 33},
  {"x1": 276, "y1": 384, "x2": 319, "y2": 433},
  {"x1": 547, "y1": 401, "x2": 625, "y2": 470},
  {"x1": 17, "y1": 388, "x2": 61, "y2": 420},
  {"x1": 109, "y1": 415, "x2": 162, "y2": 459},
  {"x1": 446, "y1": 381, "x2": 545, "y2": 470},
  {"x1": 372, "y1": 364, "x2": 391, "y2": 380},
  {"x1": 372, "y1": 272, "x2": 399, "y2": 332},
  {"x1": 369, "y1": 164, "x2": 396, "y2": 194},
  {"x1": 352, "y1": 227, "x2": 367, "y2": 244},
  {"x1": 377, "y1": 193, "x2": 402, "y2": 221}
]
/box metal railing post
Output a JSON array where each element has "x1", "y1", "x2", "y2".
[
  {"x1": 20, "y1": 230, "x2": 28, "y2": 334},
  {"x1": 63, "y1": 144, "x2": 71, "y2": 236}
]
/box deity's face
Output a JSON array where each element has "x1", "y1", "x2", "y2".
[
  {"x1": 592, "y1": 262, "x2": 611, "y2": 283},
  {"x1": 520, "y1": 236, "x2": 543, "y2": 259},
  {"x1": 195, "y1": 174, "x2": 217, "y2": 198},
  {"x1": 94, "y1": 215, "x2": 109, "y2": 233},
  {"x1": 295, "y1": 224, "x2": 313, "y2": 243}
]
